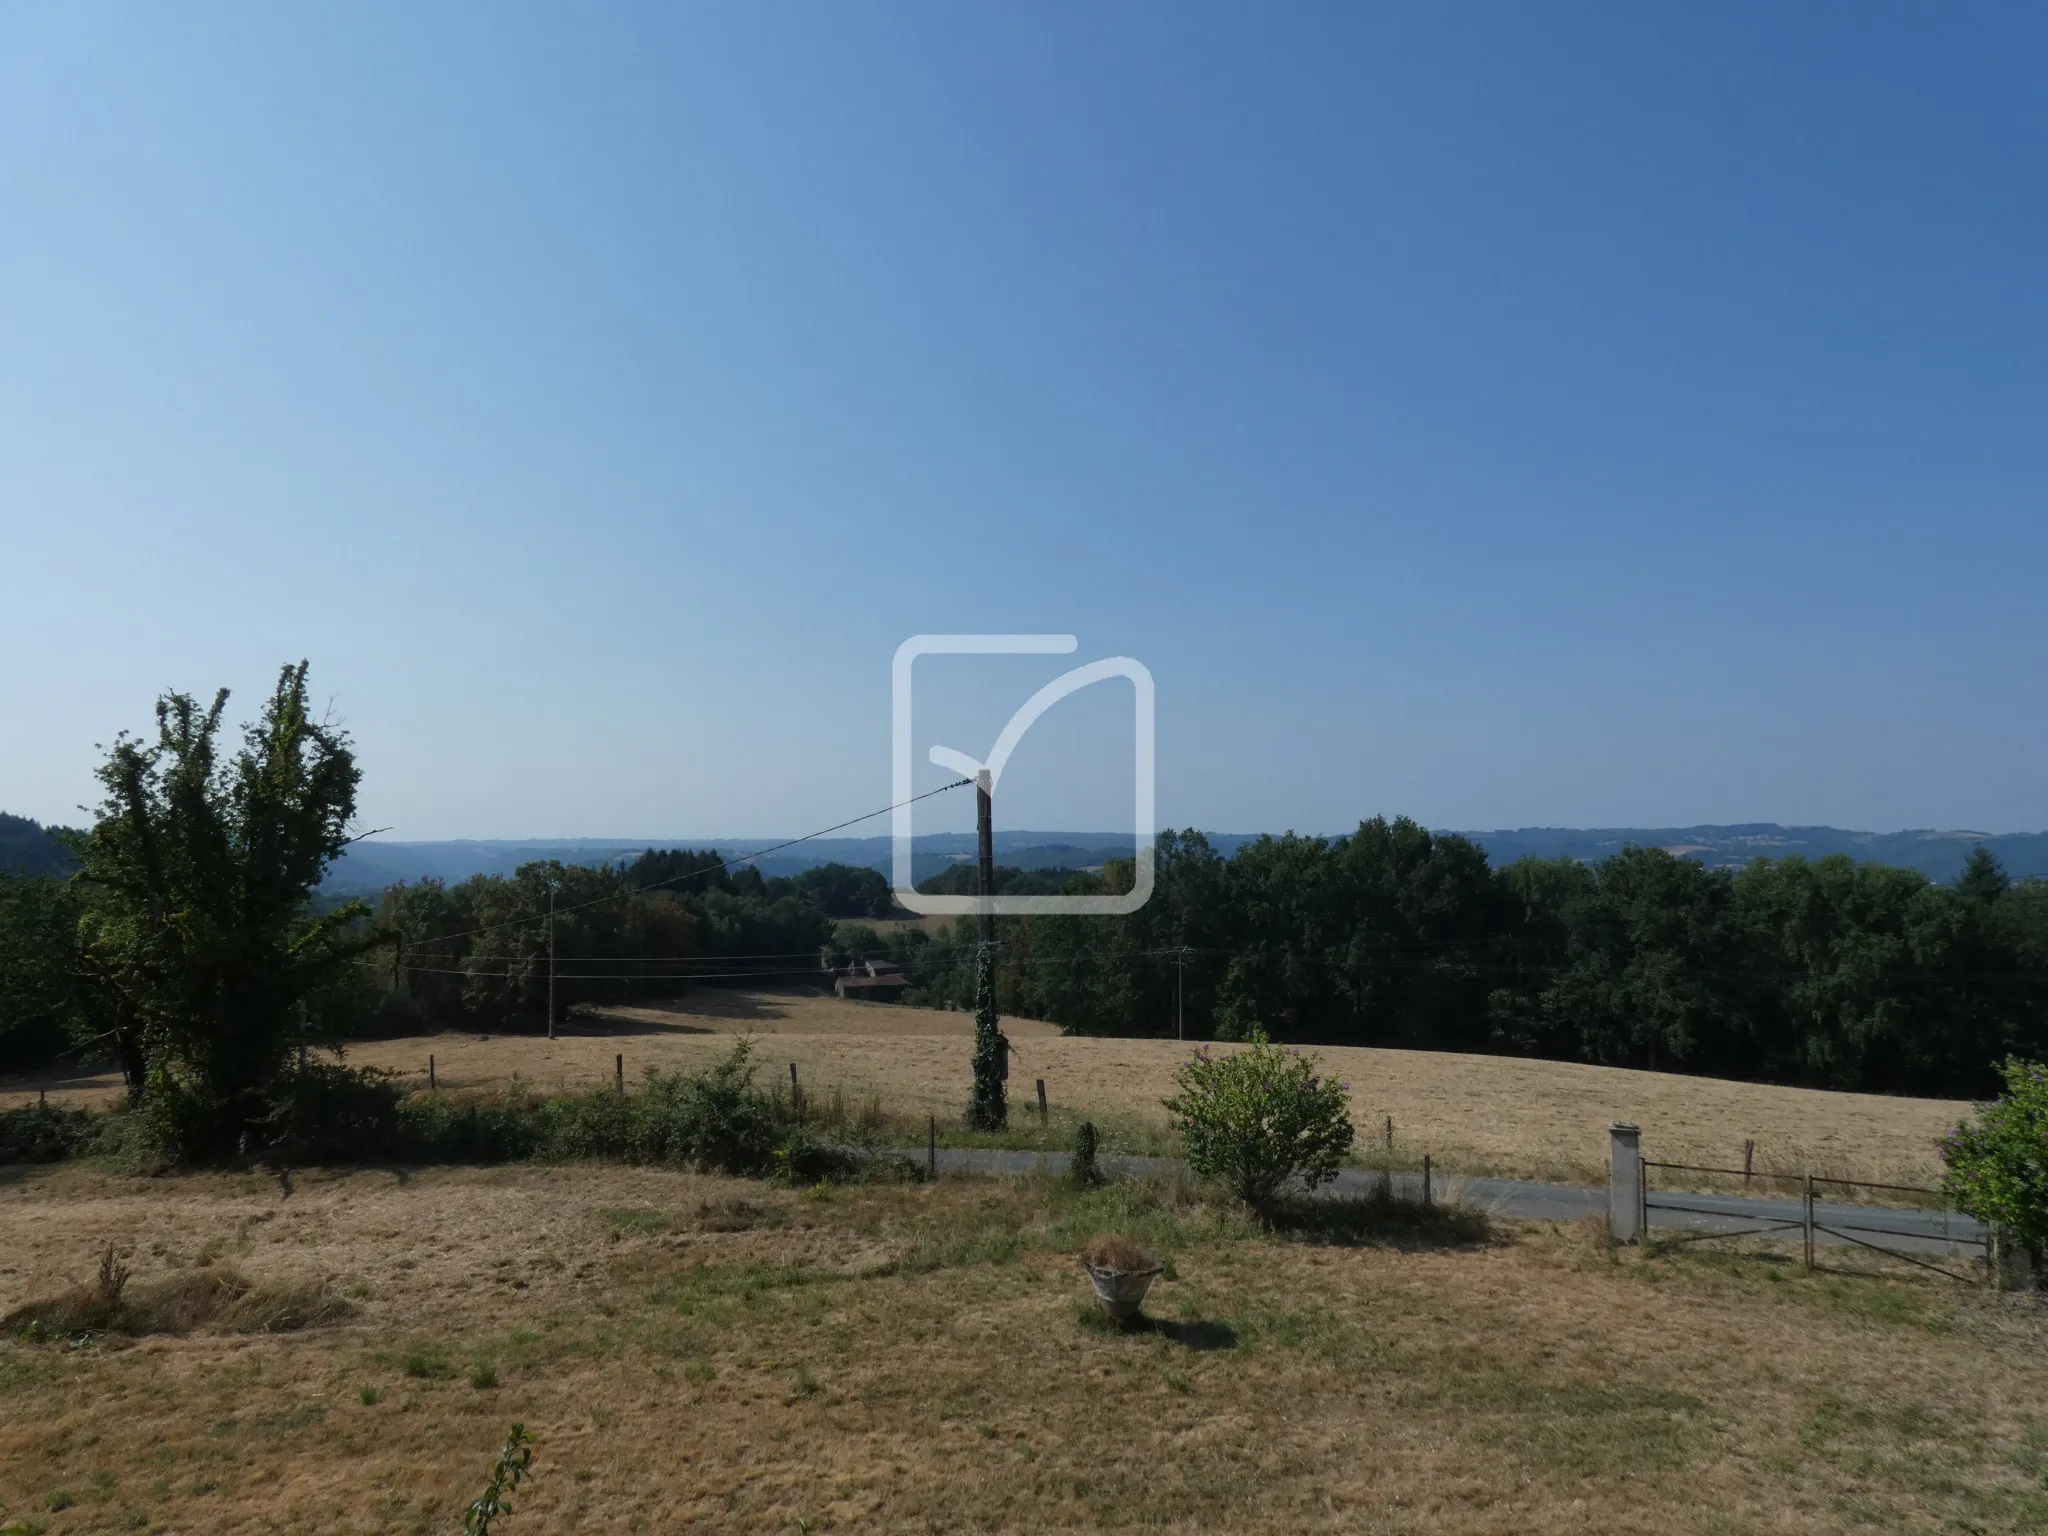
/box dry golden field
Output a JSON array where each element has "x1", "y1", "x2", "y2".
[
  {"x1": 3, "y1": 1161, "x2": 2046, "y2": 1534},
  {"x1": 1, "y1": 987, "x2": 1971, "y2": 1186}
]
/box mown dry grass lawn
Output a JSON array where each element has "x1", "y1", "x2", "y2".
[
  {"x1": 3, "y1": 1160, "x2": 2045, "y2": 1534},
  {"x1": 2, "y1": 988, "x2": 1968, "y2": 1186}
]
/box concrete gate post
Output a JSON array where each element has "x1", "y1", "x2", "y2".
[
  {"x1": 1609, "y1": 1123, "x2": 1644, "y2": 1244},
  {"x1": 1992, "y1": 1227, "x2": 2039, "y2": 1292}
]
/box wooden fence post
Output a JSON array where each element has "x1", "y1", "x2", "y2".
[
  {"x1": 1803, "y1": 1174, "x2": 1815, "y2": 1271},
  {"x1": 1743, "y1": 1139, "x2": 1755, "y2": 1184},
  {"x1": 1385, "y1": 1115, "x2": 1393, "y2": 1151},
  {"x1": 429, "y1": 1054, "x2": 436, "y2": 1091},
  {"x1": 927, "y1": 1114, "x2": 937, "y2": 1179},
  {"x1": 1422, "y1": 1154, "x2": 1432, "y2": 1209},
  {"x1": 1036, "y1": 1078, "x2": 1048, "y2": 1122},
  {"x1": 616, "y1": 1054, "x2": 624, "y2": 1096}
]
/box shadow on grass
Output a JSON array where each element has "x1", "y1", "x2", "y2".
[
  {"x1": 1643, "y1": 1229, "x2": 1983, "y2": 1306},
  {"x1": 556, "y1": 1011, "x2": 720, "y2": 1037},
  {"x1": 1077, "y1": 1306, "x2": 1239, "y2": 1351},
  {"x1": 585, "y1": 988, "x2": 819, "y2": 1028},
  {"x1": 1267, "y1": 1192, "x2": 1493, "y2": 1251},
  {"x1": 1150, "y1": 1318, "x2": 1239, "y2": 1351}
]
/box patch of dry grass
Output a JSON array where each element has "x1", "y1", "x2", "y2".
[
  {"x1": 2, "y1": 1251, "x2": 349, "y2": 1340},
  {"x1": 3, "y1": 1161, "x2": 2045, "y2": 1534}
]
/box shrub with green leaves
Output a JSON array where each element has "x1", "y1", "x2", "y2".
[
  {"x1": 263, "y1": 1062, "x2": 410, "y2": 1163},
  {"x1": 4, "y1": 1040, "x2": 907, "y2": 1184},
  {"x1": 1162, "y1": 1028, "x2": 1355, "y2": 1211},
  {"x1": 627, "y1": 1040, "x2": 783, "y2": 1173},
  {"x1": 1942, "y1": 1057, "x2": 2048, "y2": 1259},
  {"x1": 0, "y1": 1102, "x2": 114, "y2": 1164},
  {"x1": 1069, "y1": 1121, "x2": 1103, "y2": 1188}
]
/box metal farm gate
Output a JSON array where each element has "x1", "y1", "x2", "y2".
[{"x1": 1639, "y1": 1158, "x2": 1990, "y2": 1283}]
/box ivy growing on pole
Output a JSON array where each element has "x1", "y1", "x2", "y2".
[
  {"x1": 967, "y1": 938, "x2": 1006, "y2": 1130},
  {"x1": 965, "y1": 769, "x2": 1007, "y2": 1130}
]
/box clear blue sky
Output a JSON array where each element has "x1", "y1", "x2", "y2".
[{"x1": 2, "y1": 3, "x2": 2043, "y2": 841}]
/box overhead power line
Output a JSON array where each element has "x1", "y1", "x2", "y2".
[{"x1": 401, "y1": 777, "x2": 972, "y2": 951}]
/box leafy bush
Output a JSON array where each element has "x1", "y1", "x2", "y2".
[
  {"x1": 263, "y1": 1062, "x2": 410, "y2": 1162},
  {"x1": 628, "y1": 1041, "x2": 784, "y2": 1172},
  {"x1": 4, "y1": 1041, "x2": 901, "y2": 1184},
  {"x1": 0, "y1": 1102, "x2": 115, "y2": 1164},
  {"x1": 529, "y1": 1040, "x2": 790, "y2": 1173},
  {"x1": 383, "y1": 1039, "x2": 824, "y2": 1176},
  {"x1": 1162, "y1": 1029, "x2": 1355, "y2": 1211},
  {"x1": 398, "y1": 1092, "x2": 547, "y2": 1163},
  {"x1": 1942, "y1": 1057, "x2": 2048, "y2": 1259},
  {"x1": 769, "y1": 1123, "x2": 868, "y2": 1184}
]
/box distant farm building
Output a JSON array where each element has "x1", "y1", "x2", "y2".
[{"x1": 833, "y1": 956, "x2": 910, "y2": 1002}]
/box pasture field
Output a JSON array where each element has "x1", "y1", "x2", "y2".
[
  {"x1": 2, "y1": 986, "x2": 1971, "y2": 1187},
  {"x1": 4, "y1": 1161, "x2": 2047, "y2": 1534}
]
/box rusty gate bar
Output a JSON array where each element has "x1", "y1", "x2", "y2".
[
  {"x1": 1640, "y1": 1159, "x2": 1809, "y2": 1248},
  {"x1": 1807, "y1": 1173, "x2": 1988, "y2": 1284}
]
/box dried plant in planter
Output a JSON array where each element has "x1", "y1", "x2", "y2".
[
  {"x1": 1078, "y1": 1234, "x2": 1164, "y2": 1324},
  {"x1": 1080, "y1": 1233, "x2": 1157, "y2": 1273}
]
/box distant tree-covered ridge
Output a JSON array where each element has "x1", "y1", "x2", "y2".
[
  {"x1": 308, "y1": 823, "x2": 2048, "y2": 897},
  {"x1": 0, "y1": 812, "x2": 78, "y2": 877},
  {"x1": 1464, "y1": 824, "x2": 2048, "y2": 883},
  {"x1": 914, "y1": 864, "x2": 1092, "y2": 899}
]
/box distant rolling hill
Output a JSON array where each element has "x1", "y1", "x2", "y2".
[
  {"x1": 315, "y1": 832, "x2": 1147, "y2": 896},
  {"x1": 7, "y1": 812, "x2": 2042, "y2": 893},
  {"x1": 1461, "y1": 824, "x2": 2048, "y2": 883},
  {"x1": 308, "y1": 822, "x2": 2048, "y2": 896}
]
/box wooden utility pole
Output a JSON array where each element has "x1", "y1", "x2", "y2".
[
  {"x1": 976, "y1": 772, "x2": 996, "y2": 948},
  {"x1": 1174, "y1": 946, "x2": 1188, "y2": 1041},
  {"x1": 967, "y1": 769, "x2": 1007, "y2": 1129},
  {"x1": 546, "y1": 880, "x2": 557, "y2": 1042}
]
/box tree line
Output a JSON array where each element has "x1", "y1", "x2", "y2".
[
  {"x1": 835, "y1": 821, "x2": 2048, "y2": 1100},
  {"x1": 365, "y1": 850, "x2": 886, "y2": 1034},
  {"x1": 5, "y1": 662, "x2": 2045, "y2": 1151}
]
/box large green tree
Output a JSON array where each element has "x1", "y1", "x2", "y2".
[
  {"x1": 73, "y1": 663, "x2": 384, "y2": 1156},
  {"x1": 0, "y1": 870, "x2": 93, "y2": 1071},
  {"x1": 1534, "y1": 846, "x2": 1739, "y2": 1073}
]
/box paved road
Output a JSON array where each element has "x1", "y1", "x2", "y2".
[{"x1": 905, "y1": 1147, "x2": 1987, "y2": 1259}]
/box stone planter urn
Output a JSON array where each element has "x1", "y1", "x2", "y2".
[{"x1": 1081, "y1": 1258, "x2": 1163, "y2": 1323}]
